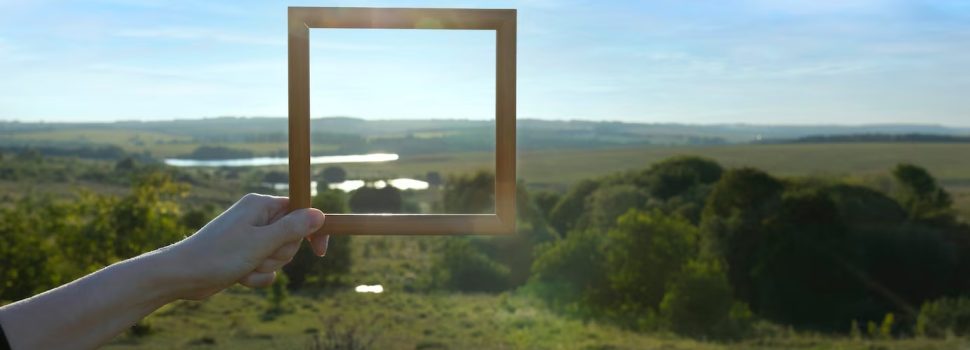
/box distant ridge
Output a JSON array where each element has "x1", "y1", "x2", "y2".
[{"x1": 2, "y1": 117, "x2": 969, "y2": 144}]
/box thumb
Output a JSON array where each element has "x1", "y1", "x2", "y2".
[{"x1": 258, "y1": 208, "x2": 325, "y2": 245}]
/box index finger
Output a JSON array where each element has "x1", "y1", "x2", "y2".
[{"x1": 307, "y1": 229, "x2": 330, "y2": 257}]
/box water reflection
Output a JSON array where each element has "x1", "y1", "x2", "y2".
[
  {"x1": 329, "y1": 178, "x2": 429, "y2": 192},
  {"x1": 263, "y1": 181, "x2": 320, "y2": 197},
  {"x1": 355, "y1": 284, "x2": 384, "y2": 294},
  {"x1": 164, "y1": 153, "x2": 399, "y2": 167},
  {"x1": 263, "y1": 178, "x2": 430, "y2": 195}
]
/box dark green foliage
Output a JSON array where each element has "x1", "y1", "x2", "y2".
[
  {"x1": 349, "y1": 186, "x2": 402, "y2": 213},
  {"x1": 442, "y1": 171, "x2": 494, "y2": 214},
  {"x1": 1, "y1": 171, "x2": 189, "y2": 300},
  {"x1": 267, "y1": 271, "x2": 290, "y2": 314},
  {"x1": 917, "y1": 296, "x2": 970, "y2": 337},
  {"x1": 318, "y1": 166, "x2": 347, "y2": 184},
  {"x1": 107, "y1": 173, "x2": 189, "y2": 260},
  {"x1": 530, "y1": 229, "x2": 608, "y2": 317},
  {"x1": 531, "y1": 191, "x2": 561, "y2": 222},
  {"x1": 432, "y1": 238, "x2": 510, "y2": 293},
  {"x1": 892, "y1": 163, "x2": 954, "y2": 222},
  {"x1": 183, "y1": 145, "x2": 253, "y2": 160},
  {"x1": 181, "y1": 204, "x2": 215, "y2": 231},
  {"x1": 114, "y1": 156, "x2": 137, "y2": 172},
  {"x1": 548, "y1": 179, "x2": 600, "y2": 234},
  {"x1": 425, "y1": 171, "x2": 443, "y2": 187},
  {"x1": 0, "y1": 198, "x2": 58, "y2": 301},
  {"x1": 700, "y1": 168, "x2": 784, "y2": 307},
  {"x1": 659, "y1": 261, "x2": 752, "y2": 340},
  {"x1": 637, "y1": 156, "x2": 723, "y2": 200},
  {"x1": 701, "y1": 166, "x2": 970, "y2": 331},
  {"x1": 261, "y1": 170, "x2": 288, "y2": 183},
  {"x1": 604, "y1": 211, "x2": 698, "y2": 325},
  {"x1": 585, "y1": 185, "x2": 648, "y2": 230}
]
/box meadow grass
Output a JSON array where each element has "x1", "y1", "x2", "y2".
[{"x1": 99, "y1": 232, "x2": 970, "y2": 349}]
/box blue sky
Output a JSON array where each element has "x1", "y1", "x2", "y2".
[{"x1": 1, "y1": 0, "x2": 969, "y2": 125}]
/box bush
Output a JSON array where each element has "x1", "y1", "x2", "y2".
[
  {"x1": 442, "y1": 171, "x2": 494, "y2": 214},
  {"x1": 637, "y1": 156, "x2": 723, "y2": 200},
  {"x1": 530, "y1": 228, "x2": 608, "y2": 317},
  {"x1": 916, "y1": 297, "x2": 970, "y2": 337},
  {"x1": 349, "y1": 186, "x2": 402, "y2": 213},
  {"x1": 0, "y1": 198, "x2": 58, "y2": 301},
  {"x1": 267, "y1": 271, "x2": 290, "y2": 314},
  {"x1": 659, "y1": 260, "x2": 752, "y2": 339},
  {"x1": 605, "y1": 210, "x2": 698, "y2": 323},
  {"x1": 432, "y1": 238, "x2": 509, "y2": 293}
]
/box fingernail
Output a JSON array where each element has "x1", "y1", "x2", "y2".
[{"x1": 319, "y1": 236, "x2": 330, "y2": 257}]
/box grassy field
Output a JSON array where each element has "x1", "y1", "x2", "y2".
[
  {"x1": 101, "y1": 233, "x2": 970, "y2": 350},
  {"x1": 101, "y1": 289, "x2": 970, "y2": 350},
  {"x1": 334, "y1": 143, "x2": 970, "y2": 186}
]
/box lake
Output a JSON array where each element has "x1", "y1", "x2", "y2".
[
  {"x1": 164, "y1": 153, "x2": 399, "y2": 167},
  {"x1": 264, "y1": 178, "x2": 430, "y2": 197}
]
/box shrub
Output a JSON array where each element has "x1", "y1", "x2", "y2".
[
  {"x1": 659, "y1": 260, "x2": 752, "y2": 339},
  {"x1": 605, "y1": 210, "x2": 698, "y2": 322},
  {"x1": 265, "y1": 271, "x2": 290, "y2": 317},
  {"x1": 432, "y1": 238, "x2": 509, "y2": 293},
  {"x1": 529, "y1": 228, "x2": 608, "y2": 317},
  {"x1": 916, "y1": 297, "x2": 970, "y2": 337}
]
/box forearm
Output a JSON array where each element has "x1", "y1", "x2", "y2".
[{"x1": 0, "y1": 248, "x2": 184, "y2": 350}]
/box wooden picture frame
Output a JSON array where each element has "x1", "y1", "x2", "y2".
[{"x1": 287, "y1": 7, "x2": 517, "y2": 235}]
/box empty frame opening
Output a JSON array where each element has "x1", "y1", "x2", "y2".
[{"x1": 307, "y1": 29, "x2": 497, "y2": 215}]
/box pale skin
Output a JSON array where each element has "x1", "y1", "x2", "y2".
[{"x1": 0, "y1": 193, "x2": 328, "y2": 350}]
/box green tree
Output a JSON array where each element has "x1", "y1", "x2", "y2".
[
  {"x1": 0, "y1": 198, "x2": 59, "y2": 301},
  {"x1": 349, "y1": 186, "x2": 402, "y2": 213},
  {"x1": 892, "y1": 163, "x2": 953, "y2": 222},
  {"x1": 637, "y1": 156, "x2": 723, "y2": 200},
  {"x1": 432, "y1": 238, "x2": 509, "y2": 293},
  {"x1": 531, "y1": 191, "x2": 561, "y2": 223},
  {"x1": 548, "y1": 179, "x2": 600, "y2": 235},
  {"x1": 605, "y1": 210, "x2": 698, "y2": 325},
  {"x1": 530, "y1": 228, "x2": 609, "y2": 318},
  {"x1": 700, "y1": 168, "x2": 784, "y2": 305},
  {"x1": 442, "y1": 171, "x2": 494, "y2": 214},
  {"x1": 659, "y1": 260, "x2": 752, "y2": 339},
  {"x1": 318, "y1": 166, "x2": 347, "y2": 184},
  {"x1": 917, "y1": 296, "x2": 970, "y2": 337},
  {"x1": 585, "y1": 184, "x2": 648, "y2": 230},
  {"x1": 109, "y1": 172, "x2": 188, "y2": 260}
]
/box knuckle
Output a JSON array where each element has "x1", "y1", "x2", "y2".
[{"x1": 241, "y1": 193, "x2": 268, "y2": 205}]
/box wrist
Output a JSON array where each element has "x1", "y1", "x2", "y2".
[{"x1": 133, "y1": 245, "x2": 195, "y2": 304}]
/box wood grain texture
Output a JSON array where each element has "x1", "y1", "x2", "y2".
[{"x1": 288, "y1": 7, "x2": 516, "y2": 235}]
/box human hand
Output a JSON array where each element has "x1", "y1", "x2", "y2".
[{"x1": 161, "y1": 193, "x2": 326, "y2": 300}]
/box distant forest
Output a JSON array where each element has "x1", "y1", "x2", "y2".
[{"x1": 762, "y1": 133, "x2": 970, "y2": 144}]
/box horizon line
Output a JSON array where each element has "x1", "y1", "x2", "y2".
[{"x1": 3, "y1": 115, "x2": 970, "y2": 129}]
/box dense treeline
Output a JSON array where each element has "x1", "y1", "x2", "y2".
[
  {"x1": 5, "y1": 152, "x2": 970, "y2": 342},
  {"x1": 0, "y1": 145, "x2": 130, "y2": 160},
  {"x1": 524, "y1": 157, "x2": 970, "y2": 338},
  {"x1": 761, "y1": 133, "x2": 970, "y2": 144}
]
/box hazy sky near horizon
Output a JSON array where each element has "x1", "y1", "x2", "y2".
[{"x1": 1, "y1": 0, "x2": 969, "y2": 125}]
